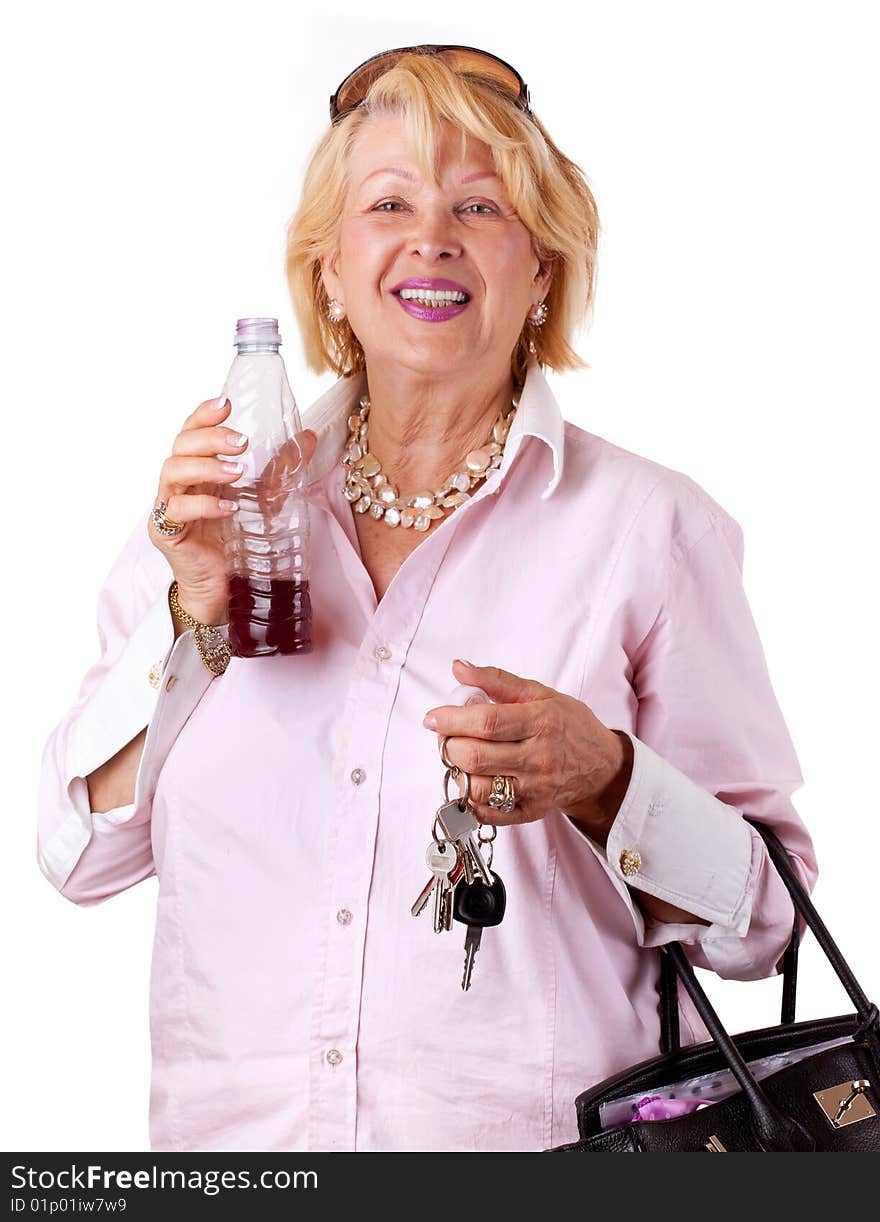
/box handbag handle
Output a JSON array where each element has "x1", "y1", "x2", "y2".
[
  {"x1": 656, "y1": 818, "x2": 880, "y2": 1150},
  {"x1": 660, "y1": 923, "x2": 800, "y2": 1052},
  {"x1": 661, "y1": 819, "x2": 879, "y2": 1050},
  {"x1": 660, "y1": 850, "x2": 801, "y2": 1053}
]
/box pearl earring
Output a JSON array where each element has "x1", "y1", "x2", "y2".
[
  {"x1": 527, "y1": 300, "x2": 548, "y2": 354},
  {"x1": 327, "y1": 298, "x2": 346, "y2": 324}
]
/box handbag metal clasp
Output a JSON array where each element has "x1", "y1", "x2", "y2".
[{"x1": 813, "y1": 1079, "x2": 875, "y2": 1129}]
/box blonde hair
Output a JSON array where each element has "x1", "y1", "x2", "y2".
[{"x1": 285, "y1": 52, "x2": 601, "y2": 386}]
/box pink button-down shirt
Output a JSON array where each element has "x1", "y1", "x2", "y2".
[{"x1": 37, "y1": 360, "x2": 817, "y2": 1152}]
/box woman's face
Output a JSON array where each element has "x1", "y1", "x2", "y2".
[{"x1": 321, "y1": 109, "x2": 553, "y2": 381}]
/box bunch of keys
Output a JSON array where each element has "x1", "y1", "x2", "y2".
[{"x1": 411, "y1": 759, "x2": 507, "y2": 990}]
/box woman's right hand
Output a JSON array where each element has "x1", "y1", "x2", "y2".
[{"x1": 148, "y1": 394, "x2": 318, "y2": 625}]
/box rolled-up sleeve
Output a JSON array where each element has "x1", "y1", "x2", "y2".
[{"x1": 567, "y1": 498, "x2": 817, "y2": 981}]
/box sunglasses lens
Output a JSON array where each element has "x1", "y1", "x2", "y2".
[
  {"x1": 335, "y1": 52, "x2": 400, "y2": 116},
  {"x1": 333, "y1": 46, "x2": 526, "y2": 119},
  {"x1": 441, "y1": 48, "x2": 523, "y2": 98}
]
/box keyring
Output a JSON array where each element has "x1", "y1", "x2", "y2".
[
  {"x1": 438, "y1": 733, "x2": 455, "y2": 770},
  {"x1": 442, "y1": 765, "x2": 471, "y2": 811}
]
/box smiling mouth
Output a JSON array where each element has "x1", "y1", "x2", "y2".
[{"x1": 393, "y1": 288, "x2": 471, "y2": 307}]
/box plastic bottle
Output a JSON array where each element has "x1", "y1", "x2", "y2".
[{"x1": 215, "y1": 317, "x2": 312, "y2": 658}]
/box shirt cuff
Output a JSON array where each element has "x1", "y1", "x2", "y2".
[
  {"x1": 563, "y1": 729, "x2": 758, "y2": 954},
  {"x1": 65, "y1": 582, "x2": 176, "y2": 780},
  {"x1": 39, "y1": 590, "x2": 225, "y2": 891}
]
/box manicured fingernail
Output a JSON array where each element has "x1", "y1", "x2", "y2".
[
  {"x1": 455, "y1": 658, "x2": 477, "y2": 668},
  {"x1": 219, "y1": 499, "x2": 236, "y2": 511},
  {"x1": 215, "y1": 396, "x2": 228, "y2": 411},
  {"x1": 422, "y1": 714, "x2": 438, "y2": 729}
]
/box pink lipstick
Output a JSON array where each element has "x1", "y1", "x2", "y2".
[{"x1": 391, "y1": 277, "x2": 472, "y2": 323}]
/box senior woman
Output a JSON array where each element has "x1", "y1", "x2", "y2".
[{"x1": 38, "y1": 46, "x2": 817, "y2": 1152}]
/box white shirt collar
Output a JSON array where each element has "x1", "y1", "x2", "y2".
[{"x1": 301, "y1": 359, "x2": 565, "y2": 501}]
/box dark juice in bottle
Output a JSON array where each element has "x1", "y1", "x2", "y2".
[{"x1": 227, "y1": 573, "x2": 312, "y2": 657}]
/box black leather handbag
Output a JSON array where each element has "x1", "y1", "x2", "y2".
[{"x1": 549, "y1": 819, "x2": 880, "y2": 1151}]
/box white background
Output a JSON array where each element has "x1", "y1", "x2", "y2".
[{"x1": 3, "y1": 0, "x2": 878, "y2": 1151}]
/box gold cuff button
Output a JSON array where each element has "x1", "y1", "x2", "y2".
[
  {"x1": 148, "y1": 660, "x2": 162, "y2": 689},
  {"x1": 619, "y1": 848, "x2": 642, "y2": 876}
]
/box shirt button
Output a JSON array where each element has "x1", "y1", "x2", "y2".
[
  {"x1": 619, "y1": 848, "x2": 642, "y2": 877},
  {"x1": 373, "y1": 644, "x2": 392, "y2": 661},
  {"x1": 325, "y1": 1048, "x2": 343, "y2": 1066},
  {"x1": 148, "y1": 660, "x2": 162, "y2": 688},
  {"x1": 350, "y1": 768, "x2": 366, "y2": 785},
  {"x1": 165, "y1": 674, "x2": 177, "y2": 691},
  {"x1": 336, "y1": 908, "x2": 353, "y2": 926}
]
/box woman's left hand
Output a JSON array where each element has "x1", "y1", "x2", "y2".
[{"x1": 422, "y1": 659, "x2": 633, "y2": 835}]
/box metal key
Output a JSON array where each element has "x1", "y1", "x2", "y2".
[
  {"x1": 442, "y1": 880, "x2": 454, "y2": 931},
  {"x1": 435, "y1": 798, "x2": 494, "y2": 886},
  {"x1": 434, "y1": 866, "x2": 461, "y2": 934},
  {"x1": 453, "y1": 872, "x2": 507, "y2": 990},
  {"x1": 435, "y1": 766, "x2": 495, "y2": 884},
  {"x1": 464, "y1": 832, "x2": 494, "y2": 886},
  {"x1": 411, "y1": 874, "x2": 436, "y2": 919},
  {"x1": 425, "y1": 840, "x2": 461, "y2": 933},
  {"x1": 444, "y1": 856, "x2": 465, "y2": 928},
  {"x1": 460, "y1": 841, "x2": 475, "y2": 885},
  {"x1": 432, "y1": 870, "x2": 447, "y2": 933},
  {"x1": 413, "y1": 840, "x2": 457, "y2": 918},
  {"x1": 411, "y1": 841, "x2": 466, "y2": 918}
]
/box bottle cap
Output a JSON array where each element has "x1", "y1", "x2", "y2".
[{"x1": 234, "y1": 317, "x2": 282, "y2": 347}]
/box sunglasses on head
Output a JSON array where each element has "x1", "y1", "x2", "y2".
[{"x1": 329, "y1": 44, "x2": 532, "y2": 124}]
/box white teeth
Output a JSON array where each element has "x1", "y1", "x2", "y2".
[{"x1": 398, "y1": 288, "x2": 468, "y2": 305}]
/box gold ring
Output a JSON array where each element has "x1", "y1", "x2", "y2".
[
  {"x1": 488, "y1": 775, "x2": 517, "y2": 813},
  {"x1": 151, "y1": 498, "x2": 187, "y2": 537}
]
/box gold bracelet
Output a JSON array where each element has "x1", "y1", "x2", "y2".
[{"x1": 168, "y1": 579, "x2": 233, "y2": 677}]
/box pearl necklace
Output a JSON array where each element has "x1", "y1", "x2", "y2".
[{"x1": 340, "y1": 392, "x2": 519, "y2": 531}]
